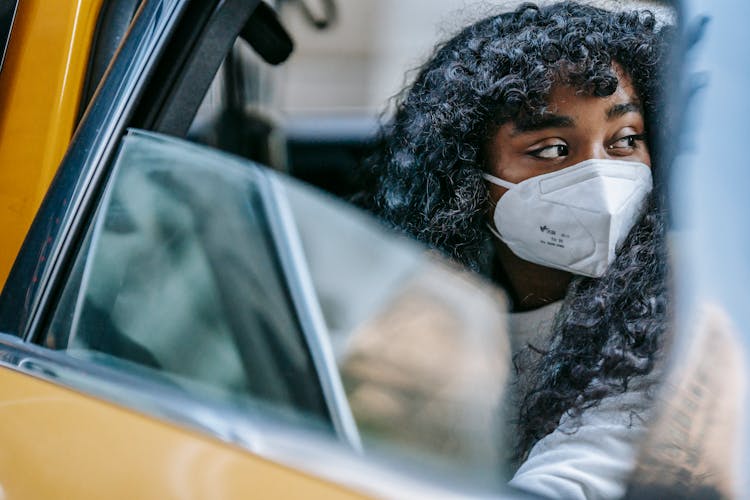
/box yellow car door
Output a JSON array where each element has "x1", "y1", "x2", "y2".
[
  {"x1": 0, "y1": 0, "x2": 103, "y2": 287},
  {"x1": 0, "y1": 2, "x2": 513, "y2": 498}
]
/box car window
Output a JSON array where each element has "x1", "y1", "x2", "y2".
[
  {"x1": 45, "y1": 129, "x2": 332, "y2": 428},
  {"x1": 41, "y1": 128, "x2": 510, "y2": 488},
  {"x1": 284, "y1": 171, "x2": 510, "y2": 479}
]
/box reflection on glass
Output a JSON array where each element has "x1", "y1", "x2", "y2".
[
  {"x1": 46, "y1": 130, "x2": 512, "y2": 490},
  {"x1": 47, "y1": 131, "x2": 330, "y2": 426},
  {"x1": 284, "y1": 178, "x2": 511, "y2": 483}
]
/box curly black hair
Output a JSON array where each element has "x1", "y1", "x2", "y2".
[{"x1": 360, "y1": 1, "x2": 672, "y2": 460}]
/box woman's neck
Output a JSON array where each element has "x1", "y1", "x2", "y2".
[{"x1": 493, "y1": 241, "x2": 572, "y2": 312}]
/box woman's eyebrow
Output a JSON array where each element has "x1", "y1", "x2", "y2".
[
  {"x1": 607, "y1": 102, "x2": 642, "y2": 119},
  {"x1": 511, "y1": 114, "x2": 574, "y2": 136}
]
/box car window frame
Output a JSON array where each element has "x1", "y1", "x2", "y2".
[
  {"x1": 0, "y1": 0, "x2": 363, "y2": 450},
  {"x1": 0, "y1": 0, "x2": 260, "y2": 339}
]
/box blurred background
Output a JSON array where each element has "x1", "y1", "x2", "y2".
[
  {"x1": 264, "y1": 0, "x2": 674, "y2": 197},
  {"x1": 277, "y1": 0, "x2": 673, "y2": 115},
  {"x1": 190, "y1": 0, "x2": 673, "y2": 198}
]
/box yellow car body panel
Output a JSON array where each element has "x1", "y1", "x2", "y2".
[
  {"x1": 0, "y1": 367, "x2": 364, "y2": 499},
  {"x1": 0, "y1": 0, "x2": 103, "y2": 288}
]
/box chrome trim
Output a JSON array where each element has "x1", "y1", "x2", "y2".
[
  {"x1": 262, "y1": 171, "x2": 363, "y2": 452},
  {"x1": 0, "y1": 0, "x2": 18, "y2": 74},
  {"x1": 19, "y1": 0, "x2": 187, "y2": 341},
  {"x1": 0, "y1": 333, "x2": 514, "y2": 499}
]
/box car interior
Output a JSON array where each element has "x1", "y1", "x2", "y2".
[{"x1": 76, "y1": 0, "x2": 375, "y2": 202}]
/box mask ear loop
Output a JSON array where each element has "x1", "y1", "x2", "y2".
[
  {"x1": 482, "y1": 173, "x2": 515, "y2": 240},
  {"x1": 482, "y1": 173, "x2": 516, "y2": 190},
  {"x1": 485, "y1": 222, "x2": 504, "y2": 240}
]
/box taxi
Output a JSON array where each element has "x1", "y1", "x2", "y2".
[{"x1": 0, "y1": 0, "x2": 748, "y2": 499}]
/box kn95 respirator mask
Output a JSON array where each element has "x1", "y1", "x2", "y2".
[{"x1": 483, "y1": 158, "x2": 653, "y2": 278}]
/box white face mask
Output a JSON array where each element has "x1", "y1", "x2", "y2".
[{"x1": 484, "y1": 158, "x2": 653, "y2": 278}]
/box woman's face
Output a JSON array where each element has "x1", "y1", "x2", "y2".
[{"x1": 485, "y1": 67, "x2": 651, "y2": 204}]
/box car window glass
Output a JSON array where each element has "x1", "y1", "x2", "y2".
[
  {"x1": 43, "y1": 129, "x2": 511, "y2": 488},
  {"x1": 46, "y1": 130, "x2": 331, "y2": 427},
  {"x1": 281, "y1": 173, "x2": 510, "y2": 481}
]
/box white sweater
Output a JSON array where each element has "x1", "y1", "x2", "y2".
[{"x1": 507, "y1": 302, "x2": 652, "y2": 499}]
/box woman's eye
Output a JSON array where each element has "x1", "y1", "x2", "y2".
[
  {"x1": 530, "y1": 144, "x2": 569, "y2": 159},
  {"x1": 609, "y1": 134, "x2": 645, "y2": 152}
]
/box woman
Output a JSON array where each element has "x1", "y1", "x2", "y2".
[{"x1": 360, "y1": 2, "x2": 671, "y2": 498}]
